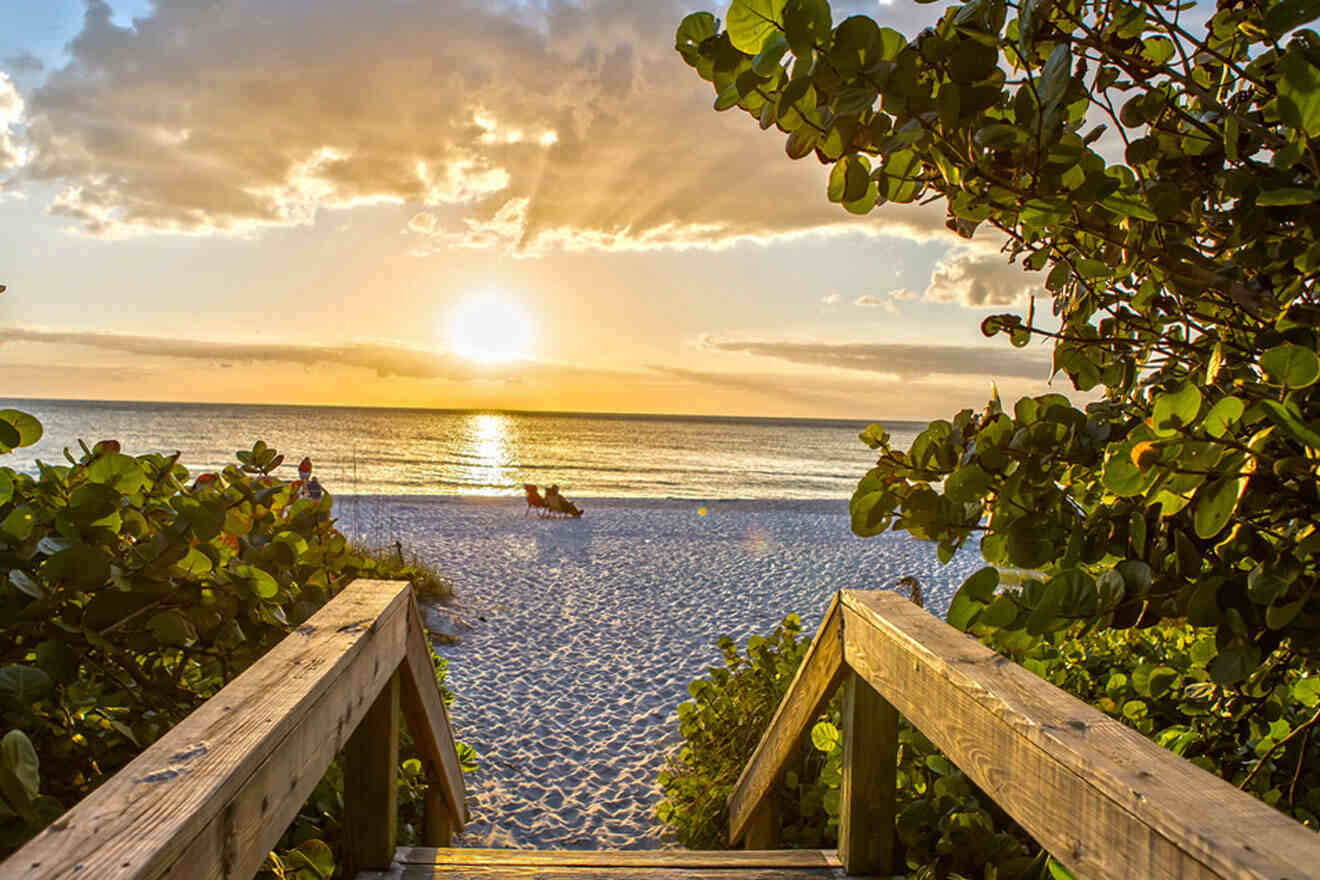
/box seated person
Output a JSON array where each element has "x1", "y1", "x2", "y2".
[{"x1": 544, "y1": 484, "x2": 583, "y2": 518}]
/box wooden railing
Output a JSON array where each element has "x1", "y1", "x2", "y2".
[
  {"x1": 1, "y1": 579, "x2": 468, "y2": 880},
  {"x1": 729, "y1": 589, "x2": 1320, "y2": 879}
]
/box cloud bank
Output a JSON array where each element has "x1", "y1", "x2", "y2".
[
  {"x1": 6, "y1": 0, "x2": 951, "y2": 251},
  {"x1": 701, "y1": 338, "x2": 1050, "y2": 380}
]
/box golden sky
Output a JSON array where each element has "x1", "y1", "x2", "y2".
[{"x1": 0, "y1": 0, "x2": 1067, "y2": 420}]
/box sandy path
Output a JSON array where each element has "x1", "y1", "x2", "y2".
[{"x1": 341, "y1": 496, "x2": 979, "y2": 849}]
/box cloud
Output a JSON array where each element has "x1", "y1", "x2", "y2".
[
  {"x1": 0, "y1": 73, "x2": 26, "y2": 172},
  {"x1": 702, "y1": 337, "x2": 1050, "y2": 380},
  {"x1": 12, "y1": 0, "x2": 953, "y2": 250},
  {"x1": 925, "y1": 249, "x2": 1045, "y2": 308},
  {"x1": 0, "y1": 326, "x2": 491, "y2": 380},
  {"x1": 2, "y1": 53, "x2": 43, "y2": 74},
  {"x1": 821, "y1": 294, "x2": 842, "y2": 305}
]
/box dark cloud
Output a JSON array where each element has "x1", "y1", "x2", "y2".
[
  {"x1": 12, "y1": 0, "x2": 953, "y2": 249},
  {"x1": 702, "y1": 338, "x2": 1050, "y2": 380}
]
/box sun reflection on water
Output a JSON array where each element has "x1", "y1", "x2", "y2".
[{"x1": 453, "y1": 412, "x2": 513, "y2": 495}]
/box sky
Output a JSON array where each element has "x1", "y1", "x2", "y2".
[{"x1": 0, "y1": 0, "x2": 1067, "y2": 420}]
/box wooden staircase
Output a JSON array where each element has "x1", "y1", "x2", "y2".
[{"x1": 6, "y1": 579, "x2": 1320, "y2": 880}]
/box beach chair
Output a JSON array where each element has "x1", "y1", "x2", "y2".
[{"x1": 524, "y1": 483, "x2": 550, "y2": 517}]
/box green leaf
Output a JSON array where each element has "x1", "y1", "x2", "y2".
[
  {"x1": 752, "y1": 32, "x2": 790, "y2": 75},
  {"x1": 0, "y1": 730, "x2": 39, "y2": 805},
  {"x1": 1258, "y1": 187, "x2": 1320, "y2": 206},
  {"x1": 1260, "y1": 343, "x2": 1320, "y2": 388},
  {"x1": 727, "y1": 0, "x2": 787, "y2": 54},
  {"x1": 0, "y1": 506, "x2": 35, "y2": 543},
  {"x1": 0, "y1": 419, "x2": 19, "y2": 450},
  {"x1": 1266, "y1": 0, "x2": 1320, "y2": 38},
  {"x1": 1203, "y1": 397, "x2": 1244, "y2": 438},
  {"x1": 675, "y1": 12, "x2": 718, "y2": 66},
  {"x1": 1151, "y1": 383, "x2": 1202, "y2": 435},
  {"x1": 236, "y1": 564, "x2": 280, "y2": 599},
  {"x1": 1278, "y1": 50, "x2": 1320, "y2": 137},
  {"x1": 0, "y1": 666, "x2": 52, "y2": 704},
  {"x1": 8, "y1": 570, "x2": 44, "y2": 600},
  {"x1": 1193, "y1": 474, "x2": 1249, "y2": 539},
  {"x1": 0, "y1": 410, "x2": 41, "y2": 449},
  {"x1": 87, "y1": 453, "x2": 148, "y2": 494},
  {"x1": 783, "y1": 0, "x2": 832, "y2": 57},
  {"x1": 147, "y1": 610, "x2": 198, "y2": 646},
  {"x1": 1293, "y1": 677, "x2": 1320, "y2": 707},
  {"x1": 1261, "y1": 399, "x2": 1320, "y2": 450},
  {"x1": 947, "y1": 566, "x2": 999, "y2": 630},
  {"x1": 1100, "y1": 192, "x2": 1157, "y2": 221},
  {"x1": 810, "y1": 720, "x2": 841, "y2": 752},
  {"x1": 1208, "y1": 645, "x2": 1261, "y2": 685}
]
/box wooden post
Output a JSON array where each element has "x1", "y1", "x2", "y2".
[
  {"x1": 343, "y1": 670, "x2": 400, "y2": 876},
  {"x1": 743, "y1": 796, "x2": 779, "y2": 850},
  {"x1": 838, "y1": 669, "x2": 898, "y2": 876},
  {"x1": 423, "y1": 783, "x2": 455, "y2": 846}
]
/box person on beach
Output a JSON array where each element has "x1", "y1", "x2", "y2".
[{"x1": 544, "y1": 484, "x2": 583, "y2": 518}]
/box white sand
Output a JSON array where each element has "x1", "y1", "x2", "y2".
[{"x1": 341, "y1": 496, "x2": 981, "y2": 850}]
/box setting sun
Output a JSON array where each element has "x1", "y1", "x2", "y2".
[{"x1": 447, "y1": 294, "x2": 533, "y2": 364}]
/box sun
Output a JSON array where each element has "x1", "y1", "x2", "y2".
[{"x1": 447, "y1": 295, "x2": 533, "y2": 364}]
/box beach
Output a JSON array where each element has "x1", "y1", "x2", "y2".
[{"x1": 341, "y1": 495, "x2": 981, "y2": 849}]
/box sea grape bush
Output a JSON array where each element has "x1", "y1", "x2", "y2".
[
  {"x1": 679, "y1": 0, "x2": 1320, "y2": 673},
  {"x1": 656, "y1": 614, "x2": 836, "y2": 848},
  {"x1": 0, "y1": 408, "x2": 474, "y2": 870},
  {"x1": 661, "y1": 616, "x2": 1320, "y2": 875},
  {"x1": 675, "y1": 0, "x2": 1320, "y2": 826}
]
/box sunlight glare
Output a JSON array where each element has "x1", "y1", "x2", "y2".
[{"x1": 448, "y1": 294, "x2": 533, "y2": 364}]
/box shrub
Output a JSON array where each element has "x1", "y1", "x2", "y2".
[
  {"x1": 661, "y1": 611, "x2": 1320, "y2": 875},
  {"x1": 0, "y1": 410, "x2": 476, "y2": 872}
]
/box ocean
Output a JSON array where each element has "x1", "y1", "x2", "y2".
[{"x1": 1, "y1": 398, "x2": 925, "y2": 500}]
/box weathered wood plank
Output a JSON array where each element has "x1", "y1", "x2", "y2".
[
  {"x1": 344, "y1": 671, "x2": 401, "y2": 877},
  {"x1": 727, "y1": 594, "x2": 846, "y2": 846},
  {"x1": 837, "y1": 670, "x2": 897, "y2": 876},
  {"x1": 399, "y1": 600, "x2": 468, "y2": 831},
  {"x1": 743, "y1": 799, "x2": 779, "y2": 850},
  {"x1": 390, "y1": 867, "x2": 848, "y2": 879},
  {"x1": 0, "y1": 579, "x2": 412, "y2": 880},
  {"x1": 422, "y1": 786, "x2": 455, "y2": 847},
  {"x1": 395, "y1": 848, "x2": 843, "y2": 868},
  {"x1": 839, "y1": 590, "x2": 1320, "y2": 880}
]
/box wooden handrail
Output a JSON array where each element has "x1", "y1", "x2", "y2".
[
  {"x1": 729, "y1": 589, "x2": 1320, "y2": 879},
  {"x1": 0, "y1": 579, "x2": 468, "y2": 880}
]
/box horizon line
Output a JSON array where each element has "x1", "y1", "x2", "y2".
[{"x1": 0, "y1": 394, "x2": 932, "y2": 427}]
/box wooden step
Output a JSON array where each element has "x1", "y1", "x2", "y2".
[{"x1": 355, "y1": 847, "x2": 854, "y2": 879}]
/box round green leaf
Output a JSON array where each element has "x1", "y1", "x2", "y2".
[
  {"x1": 87, "y1": 453, "x2": 148, "y2": 494},
  {"x1": 727, "y1": 0, "x2": 787, "y2": 54},
  {"x1": 1151, "y1": 383, "x2": 1202, "y2": 435},
  {"x1": 1193, "y1": 474, "x2": 1248, "y2": 539},
  {"x1": 0, "y1": 666, "x2": 52, "y2": 704},
  {"x1": 1260, "y1": 343, "x2": 1320, "y2": 388},
  {"x1": 8, "y1": 570, "x2": 44, "y2": 600},
  {"x1": 0, "y1": 410, "x2": 41, "y2": 448},
  {"x1": 147, "y1": 610, "x2": 198, "y2": 647},
  {"x1": 1203, "y1": 396, "x2": 1244, "y2": 438},
  {"x1": 810, "y1": 720, "x2": 841, "y2": 752}
]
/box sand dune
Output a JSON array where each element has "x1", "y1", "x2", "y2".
[{"x1": 340, "y1": 496, "x2": 980, "y2": 849}]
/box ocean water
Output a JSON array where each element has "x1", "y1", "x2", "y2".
[{"x1": 1, "y1": 398, "x2": 925, "y2": 500}]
